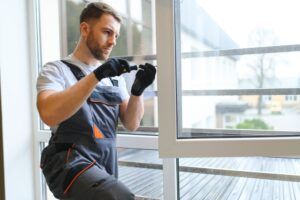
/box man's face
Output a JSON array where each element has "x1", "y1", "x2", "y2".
[{"x1": 86, "y1": 14, "x2": 120, "y2": 61}]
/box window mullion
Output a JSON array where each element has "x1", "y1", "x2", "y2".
[
  {"x1": 156, "y1": 0, "x2": 178, "y2": 155},
  {"x1": 183, "y1": 88, "x2": 300, "y2": 96},
  {"x1": 163, "y1": 158, "x2": 178, "y2": 200}
]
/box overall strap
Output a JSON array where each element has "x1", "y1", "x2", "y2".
[
  {"x1": 61, "y1": 60, "x2": 118, "y2": 86},
  {"x1": 61, "y1": 60, "x2": 85, "y2": 81}
]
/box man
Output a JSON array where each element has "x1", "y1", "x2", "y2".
[{"x1": 37, "y1": 2, "x2": 156, "y2": 200}]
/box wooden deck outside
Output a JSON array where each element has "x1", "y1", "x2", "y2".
[{"x1": 118, "y1": 149, "x2": 300, "y2": 200}]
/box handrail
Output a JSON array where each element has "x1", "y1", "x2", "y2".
[
  {"x1": 118, "y1": 160, "x2": 300, "y2": 182},
  {"x1": 141, "y1": 88, "x2": 300, "y2": 97},
  {"x1": 117, "y1": 126, "x2": 300, "y2": 137},
  {"x1": 114, "y1": 44, "x2": 300, "y2": 60}
]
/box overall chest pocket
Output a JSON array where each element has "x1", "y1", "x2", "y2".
[
  {"x1": 88, "y1": 86, "x2": 123, "y2": 106},
  {"x1": 87, "y1": 86, "x2": 123, "y2": 138}
]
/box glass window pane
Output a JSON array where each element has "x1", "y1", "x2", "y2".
[
  {"x1": 180, "y1": 95, "x2": 300, "y2": 137},
  {"x1": 180, "y1": 0, "x2": 300, "y2": 50},
  {"x1": 40, "y1": 0, "x2": 60, "y2": 65},
  {"x1": 65, "y1": 0, "x2": 157, "y2": 134},
  {"x1": 101, "y1": 0, "x2": 127, "y2": 15},
  {"x1": 179, "y1": 157, "x2": 300, "y2": 199},
  {"x1": 177, "y1": 0, "x2": 300, "y2": 138},
  {"x1": 118, "y1": 148, "x2": 162, "y2": 199},
  {"x1": 110, "y1": 20, "x2": 128, "y2": 56},
  {"x1": 66, "y1": 0, "x2": 85, "y2": 54},
  {"x1": 130, "y1": 0, "x2": 142, "y2": 22},
  {"x1": 181, "y1": 53, "x2": 300, "y2": 90},
  {"x1": 66, "y1": 0, "x2": 156, "y2": 56}
]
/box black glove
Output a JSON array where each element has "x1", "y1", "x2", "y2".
[
  {"x1": 93, "y1": 58, "x2": 130, "y2": 81},
  {"x1": 131, "y1": 63, "x2": 156, "y2": 96}
]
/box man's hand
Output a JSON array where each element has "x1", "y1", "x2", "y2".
[
  {"x1": 93, "y1": 58, "x2": 130, "y2": 81},
  {"x1": 131, "y1": 63, "x2": 156, "y2": 96}
]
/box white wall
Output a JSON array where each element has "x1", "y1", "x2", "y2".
[{"x1": 0, "y1": 0, "x2": 35, "y2": 199}]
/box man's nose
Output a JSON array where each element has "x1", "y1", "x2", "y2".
[{"x1": 108, "y1": 36, "x2": 117, "y2": 46}]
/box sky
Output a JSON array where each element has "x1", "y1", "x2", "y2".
[
  {"x1": 197, "y1": 0, "x2": 300, "y2": 78},
  {"x1": 197, "y1": 0, "x2": 300, "y2": 46}
]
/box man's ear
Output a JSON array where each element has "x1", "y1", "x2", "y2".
[{"x1": 80, "y1": 22, "x2": 90, "y2": 37}]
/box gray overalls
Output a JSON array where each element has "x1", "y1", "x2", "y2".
[{"x1": 40, "y1": 61, "x2": 134, "y2": 200}]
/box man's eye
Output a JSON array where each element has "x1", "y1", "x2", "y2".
[{"x1": 102, "y1": 30, "x2": 111, "y2": 35}]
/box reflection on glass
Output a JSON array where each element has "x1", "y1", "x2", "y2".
[{"x1": 178, "y1": 0, "x2": 300, "y2": 138}]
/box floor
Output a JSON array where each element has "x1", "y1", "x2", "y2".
[{"x1": 118, "y1": 149, "x2": 300, "y2": 200}]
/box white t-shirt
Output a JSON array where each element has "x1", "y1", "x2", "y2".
[{"x1": 36, "y1": 54, "x2": 130, "y2": 101}]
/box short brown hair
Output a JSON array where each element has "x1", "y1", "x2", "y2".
[{"x1": 80, "y1": 2, "x2": 122, "y2": 24}]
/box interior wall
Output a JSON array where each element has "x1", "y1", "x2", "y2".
[{"x1": 0, "y1": 0, "x2": 35, "y2": 199}]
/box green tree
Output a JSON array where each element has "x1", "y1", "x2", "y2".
[{"x1": 236, "y1": 118, "x2": 272, "y2": 130}]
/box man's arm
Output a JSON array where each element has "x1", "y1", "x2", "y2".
[
  {"x1": 37, "y1": 58, "x2": 131, "y2": 126},
  {"x1": 119, "y1": 95, "x2": 144, "y2": 131},
  {"x1": 37, "y1": 73, "x2": 99, "y2": 126},
  {"x1": 119, "y1": 63, "x2": 156, "y2": 131}
]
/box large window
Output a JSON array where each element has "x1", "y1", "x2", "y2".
[
  {"x1": 158, "y1": 0, "x2": 300, "y2": 157},
  {"x1": 178, "y1": 0, "x2": 300, "y2": 138},
  {"x1": 157, "y1": 0, "x2": 300, "y2": 199},
  {"x1": 33, "y1": 0, "x2": 300, "y2": 199}
]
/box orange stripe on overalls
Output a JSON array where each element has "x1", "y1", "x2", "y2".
[{"x1": 93, "y1": 124, "x2": 105, "y2": 139}]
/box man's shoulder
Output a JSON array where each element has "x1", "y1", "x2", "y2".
[
  {"x1": 43, "y1": 59, "x2": 64, "y2": 68},
  {"x1": 39, "y1": 60, "x2": 74, "y2": 82},
  {"x1": 43, "y1": 54, "x2": 72, "y2": 67},
  {"x1": 42, "y1": 57, "x2": 73, "y2": 72}
]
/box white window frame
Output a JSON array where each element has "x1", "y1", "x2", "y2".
[
  {"x1": 28, "y1": 0, "x2": 46, "y2": 199},
  {"x1": 156, "y1": 0, "x2": 300, "y2": 158}
]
